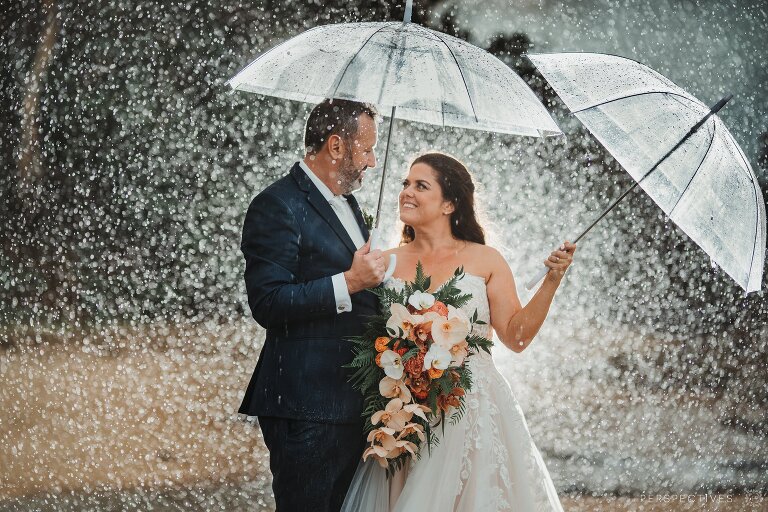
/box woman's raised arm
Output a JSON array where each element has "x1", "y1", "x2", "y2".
[{"x1": 486, "y1": 242, "x2": 576, "y2": 352}]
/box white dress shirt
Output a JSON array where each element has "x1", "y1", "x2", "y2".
[{"x1": 299, "y1": 160, "x2": 365, "y2": 313}]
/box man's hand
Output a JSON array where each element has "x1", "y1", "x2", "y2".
[{"x1": 344, "y1": 238, "x2": 386, "y2": 294}]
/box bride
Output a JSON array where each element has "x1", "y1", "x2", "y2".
[{"x1": 341, "y1": 152, "x2": 576, "y2": 512}]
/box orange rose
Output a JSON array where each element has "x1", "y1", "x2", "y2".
[
  {"x1": 421, "y1": 300, "x2": 449, "y2": 317},
  {"x1": 374, "y1": 336, "x2": 390, "y2": 352},
  {"x1": 427, "y1": 367, "x2": 444, "y2": 379},
  {"x1": 375, "y1": 352, "x2": 383, "y2": 367},
  {"x1": 403, "y1": 352, "x2": 425, "y2": 378}
]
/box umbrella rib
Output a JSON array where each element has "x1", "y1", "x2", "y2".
[
  {"x1": 668, "y1": 119, "x2": 717, "y2": 217},
  {"x1": 572, "y1": 91, "x2": 700, "y2": 114},
  {"x1": 748, "y1": 175, "x2": 761, "y2": 289},
  {"x1": 731, "y1": 130, "x2": 764, "y2": 289},
  {"x1": 424, "y1": 28, "x2": 479, "y2": 123},
  {"x1": 330, "y1": 24, "x2": 394, "y2": 100},
  {"x1": 372, "y1": 24, "x2": 409, "y2": 107},
  {"x1": 747, "y1": 180, "x2": 760, "y2": 288}
]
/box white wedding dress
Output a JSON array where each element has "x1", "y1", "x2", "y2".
[{"x1": 341, "y1": 273, "x2": 564, "y2": 512}]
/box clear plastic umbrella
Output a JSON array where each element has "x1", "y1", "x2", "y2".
[
  {"x1": 226, "y1": 20, "x2": 561, "y2": 138},
  {"x1": 525, "y1": 52, "x2": 766, "y2": 293},
  {"x1": 226, "y1": 1, "x2": 562, "y2": 279}
]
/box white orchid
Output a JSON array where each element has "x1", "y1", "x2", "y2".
[
  {"x1": 380, "y1": 350, "x2": 404, "y2": 380},
  {"x1": 422, "y1": 343, "x2": 452, "y2": 371},
  {"x1": 447, "y1": 304, "x2": 470, "y2": 324},
  {"x1": 408, "y1": 291, "x2": 435, "y2": 311}
]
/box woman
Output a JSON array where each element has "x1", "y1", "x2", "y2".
[{"x1": 342, "y1": 152, "x2": 575, "y2": 511}]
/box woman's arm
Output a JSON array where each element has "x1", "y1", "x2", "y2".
[{"x1": 486, "y1": 242, "x2": 576, "y2": 352}]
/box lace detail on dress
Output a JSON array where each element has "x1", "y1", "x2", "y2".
[{"x1": 383, "y1": 273, "x2": 563, "y2": 512}]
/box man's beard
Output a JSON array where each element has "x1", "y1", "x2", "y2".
[{"x1": 337, "y1": 153, "x2": 366, "y2": 194}]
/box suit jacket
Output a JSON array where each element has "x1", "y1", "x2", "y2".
[{"x1": 238, "y1": 162, "x2": 378, "y2": 423}]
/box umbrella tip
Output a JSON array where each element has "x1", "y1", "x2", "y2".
[{"x1": 404, "y1": 0, "x2": 413, "y2": 23}]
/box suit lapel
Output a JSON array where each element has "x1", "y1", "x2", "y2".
[
  {"x1": 291, "y1": 164, "x2": 358, "y2": 255},
  {"x1": 345, "y1": 194, "x2": 370, "y2": 241}
]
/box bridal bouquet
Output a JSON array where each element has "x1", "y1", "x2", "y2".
[{"x1": 345, "y1": 264, "x2": 493, "y2": 473}]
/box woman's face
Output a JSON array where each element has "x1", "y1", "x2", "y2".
[{"x1": 399, "y1": 162, "x2": 454, "y2": 227}]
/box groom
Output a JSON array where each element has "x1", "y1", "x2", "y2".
[{"x1": 239, "y1": 98, "x2": 385, "y2": 511}]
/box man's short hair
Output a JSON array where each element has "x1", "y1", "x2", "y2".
[{"x1": 304, "y1": 98, "x2": 379, "y2": 154}]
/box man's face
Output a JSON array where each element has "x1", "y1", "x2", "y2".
[{"x1": 337, "y1": 113, "x2": 378, "y2": 194}]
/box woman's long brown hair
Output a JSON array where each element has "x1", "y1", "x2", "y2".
[{"x1": 401, "y1": 153, "x2": 485, "y2": 245}]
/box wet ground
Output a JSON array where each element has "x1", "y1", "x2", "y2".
[{"x1": 1, "y1": 320, "x2": 766, "y2": 510}]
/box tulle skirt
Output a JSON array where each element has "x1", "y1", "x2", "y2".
[{"x1": 341, "y1": 354, "x2": 564, "y2": 512}]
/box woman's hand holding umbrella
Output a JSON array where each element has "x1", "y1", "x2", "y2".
[{"x1": 542, "y1": 241, "x2": 577, "y2": 283}]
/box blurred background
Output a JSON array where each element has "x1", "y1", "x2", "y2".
[{"x1": 1, "y1": 0, "x2": 766, "y2": 510}]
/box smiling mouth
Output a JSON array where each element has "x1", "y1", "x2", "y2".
[{"x1": 401, "y1": 202, "x2": 417, "y2": 209}]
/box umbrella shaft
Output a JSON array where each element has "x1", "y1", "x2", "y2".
[
  {"x1": 573, "y1": 181, "x2": 639, "y2": 244},
  {"x1": 573, "y1": 95, "x2": 732, "y2": 245},
  {"x1": 375, "y1": 105, "x2": 398, "y2": 229},
  {"x1": 404, "y1": 0, "x2": 413, "y2": 23}
]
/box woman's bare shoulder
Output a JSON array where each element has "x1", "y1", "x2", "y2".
[
  {"x1": 383, "y1": 244, "x2": 409, "y2": 257},
  {"x1": 464, "y1": 243, "x2": 509, "y2": 277},
  {"x1": 465, "y1": 242, "x2": 505, "y2": 262}
]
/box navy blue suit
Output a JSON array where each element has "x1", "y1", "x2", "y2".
[{"x1": 239, "y1": 163, "x2": 377, "y2": 511}]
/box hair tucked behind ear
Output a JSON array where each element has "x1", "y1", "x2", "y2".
[{"x1": 401, "y1": 153, "x2": 485, "y2": 245}]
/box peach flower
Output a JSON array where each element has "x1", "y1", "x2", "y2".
[
  {"x1": 371, "y1": 398, "x2": 412, "y2": 431},
  {"x1": 386, "y1": 303, "x2": 423, "y2": 338},
  {"x1": 403, "y1": 402, "x2": 431, "y2": 421},
  {"x1": 396, "y1": 422, "x2": 426, "y2": 443},
  {"x1": 449, "y1": 340, "x2": 469, "y2": 367},
  {"x1": 366, "y1": 426, "x2": 398, "y2": 450},
  {"x1": 411, "y1": 320, "x2": 433, "y2": 342},
  {"x1": 379, "y1": 376, "x2": 412, "y2": 403},
  {"x1": 363, "y1": 444, "x2": 391, "y2": 468},
  {"x1": 431, "y1": 314, "x2": 470, "y2": 349}
]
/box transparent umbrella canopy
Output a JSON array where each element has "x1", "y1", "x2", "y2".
[
  {"x1": 225, "y1": 20, "x2": 562, "y2": 138},
  {"x1": 525, "y1": 52, "x2": 766, "y2": 293},
  {"x1": 226, "y1": 2, "x2": 562, "y2": 278}
]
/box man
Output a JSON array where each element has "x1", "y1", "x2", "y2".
[{"x1": 239, "y1": 98, "x2": 385, "y2": 511}]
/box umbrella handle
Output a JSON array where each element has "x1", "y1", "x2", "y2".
[
  {"x1": 369, "y1": 227, "x2": 397, "y2": 281},
  {"x1": 525, "y1": 265, "x2": 550, "y2": 291}
]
